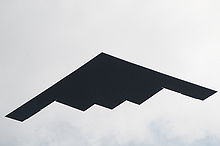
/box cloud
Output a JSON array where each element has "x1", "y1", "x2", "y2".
[
  {"x1": 2, "y1": 115, "x2": 220, "y2": 146},
  {"x1": 1, "y1": 91, "x2": 220, "y2": 146}
]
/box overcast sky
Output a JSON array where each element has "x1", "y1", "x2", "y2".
[{"x1": 0, "y1": 0, "x2": 220, "y2": 145}]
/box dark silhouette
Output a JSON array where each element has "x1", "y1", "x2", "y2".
[{"x1": 6, "y1": 52, "x2": 217, "y2": 122}]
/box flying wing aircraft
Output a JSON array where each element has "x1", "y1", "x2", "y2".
[{"x1": 6, "y1": 52, "x2": 217, "y2": 122}]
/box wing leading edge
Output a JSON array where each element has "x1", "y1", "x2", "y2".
[{"x1": 6, "y1": 52, "x2": 217, "y2": 122}]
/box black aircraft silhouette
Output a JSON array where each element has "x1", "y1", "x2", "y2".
[{"x1": 6, "y1": 52, "x2": 217, "y2": 122}]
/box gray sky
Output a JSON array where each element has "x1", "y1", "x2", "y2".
[{"x1": 0, "y1": 0, "x2": 220, "y2": 145}]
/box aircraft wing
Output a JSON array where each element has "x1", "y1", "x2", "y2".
[{"x1": 6, "y1": 53, "x2": 217, "y2": 122}]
